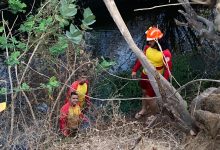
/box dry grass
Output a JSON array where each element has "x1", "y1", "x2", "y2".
[
  {"x1": 47, "y1": 106, "x2": 186, "y2": 150},
  {"x1": 49, "y1": 121, "x2": 185, "y2": 150},
  {"x1": 0, "y1": 100, "x2": 187, "y2": 150}
]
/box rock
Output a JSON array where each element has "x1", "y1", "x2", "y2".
[
  {"x1": 186, "y1": 87, "x2": 220, "y2": 150},
  {"x1": 36, "y1": 102, "x2": 48, "y2": 113},
  {"x1": 202, "y1": 94, "x2": 220, "y2": 114},
  {"x1": 185, "y1": 131, "x2": 215, "y2": 150},
  {"x1": 190, "y1": 87, "x2": 217, "y2": 116},
  {"x1": 194, "y1": 110, "x2": 220, "y2": 137}
]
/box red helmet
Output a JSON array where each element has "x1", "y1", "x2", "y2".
[{"x1": 145, "y1": 27, "x2": 163, "y2": 41}]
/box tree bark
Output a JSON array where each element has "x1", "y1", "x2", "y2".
[
  {"x1": 177, "y1": 0, "x2": 220, "y2": 44},
  {"x1": 103, "y1": 0, "x2": 197, "y2": 132}
]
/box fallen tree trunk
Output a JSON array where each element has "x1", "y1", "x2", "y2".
[{"x1": 103, "y1": 0, "x2": 197, "y2": 133}]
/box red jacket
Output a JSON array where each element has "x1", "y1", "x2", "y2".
[
  {"x1": 132, "y1": 45, "x2": 172, "y2": 80},
  {"x1": 59, "y1": 101, "x2": 87, "y2": 136},
  {"x1": 65, "y1": 80, "x2": 90, "y2": 107}
]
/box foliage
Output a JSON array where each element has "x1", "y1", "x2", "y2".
[
  {"x1": 19, "y1": 15, "x2": 35, "y2": 32},
  {"x1": 40, "y1": 76, "x2": 60, "y2": 94},
  {"x1": 0, "y1": 35, "x2": 8, "y2": 49},
  {"x1": 0, "y1": 0, "x2": 96, "y2": 106},
  {"x1": 55, "y1": 0, "x2": 77, "y2": 28},
  {"x1": 172, "y1": 54, "x2": 192, "y2": 86},
  {"x1": 49, "y1": 36, "x2": 68, "y2": 55},
  {"x1": 35, "y1": 17, "x2": 53, "y2": 32},
  {"x1": 172, "y1": 53, "x2": 206, "y2": 86},
  {"x1": 20, "y1": 83, "x2": 30, "y2": 91},
  {"x1": 8, "y1": 0, "x2": 27, "y2": 14},
  {"x1": 114, "y1": 72, "x2": 142, "y2": 114},
  {"x1": 96, "y1": 57, "x2": 116, "y2": 72},
  {"x1": 6, "y1": 51, "x2": 20, "y2": 66},
  {"x1": 81, "y1": 8, "x2": 96, "y2": 30},
  {"x1": 93, "y1": 70, "x2": 141, "y2": 114},
  {"x1": 100, "y1": 56, "x2": 116, "y2": 68},
  {"x1": 0, "y1": 26, "x2": 4, "y2": 33},
  {"x1": 172, "y1": 53, "x2": 211, "y2": 103},
  {"x1": 0, "y1": 88, "x2": 7, "y2": 95},
  {"x1": 60, "y1": 0, "x2": 77, "y2": 18},
  {"x1": 66, "y1": 24, "x2": 82, "y2": 44},
  {"x1": 14, "y1": 82, "x2": 31, "y2": 92}
]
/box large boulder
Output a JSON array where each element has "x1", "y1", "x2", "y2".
[{"x1": 185, "y1": 87, "x2": 220, "y2": 150}]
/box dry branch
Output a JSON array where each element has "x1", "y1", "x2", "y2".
[
  {"x1": 134, "y1": 2, "x2": 198, "y2": 11},
  {"x1": 177, "y1": 0, "x2": 220, "y2": 44}
]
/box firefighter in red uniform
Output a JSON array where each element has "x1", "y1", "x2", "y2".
[
  {"x1": 60, "y1": 91, "x2": 89, "y2": 137},
  {"x1": 65, "y1": 73, "x2": 91, "y2": 110},
  {"x1": 132, "y1": 26, "x2": 172, "y2": 119}
]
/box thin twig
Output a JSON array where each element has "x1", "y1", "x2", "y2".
[
  {"x1": 21, "y1": 91, "x2": 37, "y2": 125},
  {"x1": 19, "y1": 34, "x2": 44, "y2": 84},
  {"x1": 2, "y1": 12, "x2": 14, "y2": 144},
  {"x1": 98, "y1": 64, "x2": 156, "y2": 81},
  {"x1": 21, "y1": 61, "x2": 50, "y2": 79},
  {"x1": 13, "y1": 62, "x2": 162, "y2": 101},
  {"x1": 134, "y1": 2, "x2": 198, "y2": 11},
  {"x1": 27, "y1": 0, "x2": 36, "y2": 16},
  {"x1": 168, "y1": 79, "x2": 220, "y2": 100}
]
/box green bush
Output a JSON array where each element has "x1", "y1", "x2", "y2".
[{"x1": 93, "y1": 71, "x2": 142, "y2": 115}]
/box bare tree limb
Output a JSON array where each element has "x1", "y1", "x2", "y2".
[
  {"x1": 134, "y1": 2, "x2": 198, "y2": 11},
  {"x1": 177, "y1": 0, "x2": 220, "y2": 44},
  {"x1": 2, "y1": 12, "x2": 15, "y2": 144},
  {"x1": 174, "y1": 18, "x2": 189, "y2": 27}
]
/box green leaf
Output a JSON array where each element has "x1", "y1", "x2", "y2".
[
  {"x1": 10, "y1": 37, "x2": 21, "y2": 49},
  {"x1": 83, "y1": 8, "x2": 93, "y2": 18},
  {"x1": 82, "y1": 15, "x2": 96, "y2": 26},
  {"x1": 0, "y1": 36, "x2": 8, "y2": 49},
  {"x1": 19, "y1": 16, "x2": 35, "y2": 32},
  {"x1": 69, "y1": 24, "x2": 83, "y2": 37},
  {"x1": 60, "y1": 0, "x2": 68, "y2": 8},
  {"x1": 66, "y1": 24, "x2": 82, "y2": 44},
  {"x1": 81, "y1": 8, "x2": 96, "y2": 29},
  {"x1": 60, "y1": 4, "x2": 77, "y2": 17},
  {"x1": 0, "y1": 88, "x2": 7, "y2": 95},
  {"x1": 48, "y1": 76, "x2": 60, "y2": 87},
  {"x1": 6, "y1": 51, "x2": 21, "y2": 66},
  {"x1": 0, "y1": 36, "x2": 15, "y2": 49},
  {"x1": 40, "y1": 77, "x2": 59, "y2": 94},
  {"x1": 20, "y1": 83, "x2": 30, "y2": 91},
  {"x1": 11, "y1": 37, "x2": 18, "y2": 44},
  {"x1": 66, "y1": 31, "x2": 82, "y2": 44},
  {"x1": 36, "y1": 17, "x2": 53, "y2": 32},
  {"x1": 49, "y1": 36, "x2": 68, "y2": 55},
  {"x1": 0, "y1": 26, "x2": 4, "y2": 33},
  {"x1": 55, "y1": 15, "x2": 69, "y2": 28},
  {"x1": 9, "y1": 0, "x2": 27, "y2": 14},
  {"x1": 55, "y1": 15, "x2": 63, "y2": 22},
  {"x1": 38, "y1": 20, "x2": 47, "y2": 31},
  {"x1": 69, "y1": 0, "x2": 76, "y2": 2},
  {"x1": 99, "y1": 56, "x2": 116, "y2": 69},
  {"x1": 60, "y1": 0, "x2": 77, "y2": 18},
  {"x1": 46, "y1": 17, "x2": 53, "y2": 24},
  {"x1": 40, "y1": 83, "x2": 47, "y2": 88},
  {"x1": 16, "y1": 41, "x2": 27, "y2": 51}
]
